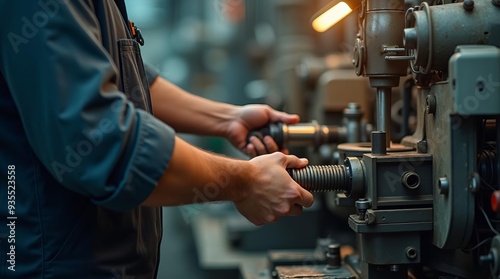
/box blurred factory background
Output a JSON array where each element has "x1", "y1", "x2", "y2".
[
  {"x1": 124, "y1": 0, "x2": 363, "y2": 278},
  {"x1": 122, "y1": 0, "x2": 500, "y2": 279},
  {"x1": 123, "y1": 0, "x2": 500, "y2": 277}
]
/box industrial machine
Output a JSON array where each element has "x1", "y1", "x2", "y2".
[{"x1": 249, "y1": 0, "x2": 500, "y2": 278}]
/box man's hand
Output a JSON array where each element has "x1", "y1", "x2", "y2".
[
  {"x1": 226, "y1": 104, "x2": 299, "y2": 157},
  {"x1": 144, "y1": 137, "x2": 313, "y2": 225},
  {"x1": 233, "y1": 152, "x2": 314, "y2": 226}
]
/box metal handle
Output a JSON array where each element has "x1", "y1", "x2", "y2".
[{"x1": 246, "y1": 123, "x2": 285, "y2": 150}]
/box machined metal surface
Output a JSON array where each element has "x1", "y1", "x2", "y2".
[
  {"x1": 252, "y1": 1, "x2": 500, "y2": 278},
  {"x1": 248, "y1": 103, "x2": 372, "y2": 151},
  {"x1": 404, "y1": 0, "x2": 500, "y2": 73},
  {"x1": 371, "y1": 132, "x2": 387, "y2": 155},
  {"x1": 355, "y1": 0, "x2": 407, "y2": 85},
  {"x1": 289, "y1": 165, "x2": 349, "y2": 192},
  {"x1": 427, "y1": 82, "x2": 476, "y2": 249},
  {"x1": 337, "y1": 142, "x2": 413, "y2": 159},
  {"x1": 356, "y1": 231, "x2": 422, "y2": 265},
  {"x1": 349, "y1": 208, "x2": 433, "y2": 233},
  {"x1": 344, "y1": 103, "x2": 363, "y2": 143},
  {"x1": 362, "y1": 152, "x2": 433, "y2": 209},
  {"x1": 449, "y1": 45, "x2": 500, "y2": 115},
  {"x1": 283, "y1": 121, "x2": 345, "y2": 148},
  {"x1": 376, "y1": 88, "x2": 392, "y2": 147},
  {"x1": 288, "y1": 157, "x2": 365, "y2": 199}
]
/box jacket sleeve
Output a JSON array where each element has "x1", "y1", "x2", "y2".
[
  {"x1": 0, "y1": 1, "x2": 175, "y2": 211},
  {"x1": 144, "y1": 64, "x2": 160, "y2": 86}
]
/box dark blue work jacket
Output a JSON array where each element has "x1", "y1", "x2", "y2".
[{"x1": 0, "y1": 1, "x2": 175, "y2": 278}]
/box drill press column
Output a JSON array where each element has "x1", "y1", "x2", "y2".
[
  {"x1": 353, "y1": 0, "x2": 408, "y2": 147},
  {"x1": 376, "y1": 87, "x2": 391, "y2": 147}
]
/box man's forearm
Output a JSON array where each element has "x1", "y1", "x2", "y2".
[
  {"x1": 150, "y1": 77, "x2": 238, "y2": 136},
  {"x1": 142, "y1": 135, "x2": 314, "y2": 226},
  {"x1": 142, "y1": 136, "x2": 252, "y2": 206}
]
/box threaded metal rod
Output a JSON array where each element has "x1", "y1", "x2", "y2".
[{"x1": 288, "y1": 165, "x2": 350, "y2": 192}]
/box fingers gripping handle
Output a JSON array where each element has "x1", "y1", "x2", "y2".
[{"x1": 246, "y1": 122, "x2": 285, "y2": 150}]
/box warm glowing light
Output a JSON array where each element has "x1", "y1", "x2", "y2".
[{"x1": 312, "y1": 2, "x2": 353, "y2": 32}]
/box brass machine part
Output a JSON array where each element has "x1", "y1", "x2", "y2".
[
  {"x1": 283, "y1": 121, "x2": 345, "y2": 148},
  {"x1": 247, "y1": 103, "x2": 369, "y2": 150}
]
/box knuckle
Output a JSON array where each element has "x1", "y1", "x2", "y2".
[
  {"x1": 277, "y1": 204, "x2": 291, "y2": 215},
  {"x1": 264, "y1": 215, "x2": 277, "y2": 223},
  {"x1": 273, "y1": 152, "x2": 286, "y2": 161}
]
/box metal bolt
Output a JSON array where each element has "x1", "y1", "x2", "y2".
[
  {"x1": 406, "y1": 247, "x2": 418, "y2": 259},
  {"x1": 390, "y1": 265, "x2": 400, "y2": 272},
  {"x1": 356, "y1": 198, "x2": 371, "y2": 221},
  {"x1": 344, "y1": 102, "x2": 362, "y2": 118},
  {"x1": 477, "y1": 80, "x2": 485, "y2": 92},
  {"x1": 417, "y1": 140, "x2": 428, "y2": 153},
  {"x1": 326, "y1": 244, "x2": 341, "y2": 269},
  {"x1": 367, "y1": 211, "x2": 377, "y2": 224},
  {"x1": 438, "y1": 177, "x2": 449, "y2": 195},
  {"x1": 426, "y1": 95, "x2": 436, "y2": 114},
  {"x1": 470, "y1": 172, "x2": 480, "y2": 193},
  {"x1": 463, "y1": 0, "x2": 474, "y2": 11},
  {"x1": 347, "y1": 102, "x2": 361, "y2": 110}
]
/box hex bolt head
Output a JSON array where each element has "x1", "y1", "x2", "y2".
[
  {"x1": 438, "y1": 177, "x2": 449, "y2": 195},
  {"x1": 355, "y1": 198, "x2": 371, "y2": 221}
]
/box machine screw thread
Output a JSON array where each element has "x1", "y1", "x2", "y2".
[{"x1": 288, "y1": 165, "x2": 349, "y2": 192}]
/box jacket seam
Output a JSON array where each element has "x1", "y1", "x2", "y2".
[{"x1": 30, "y1": 149, "x2": 45, "y2": 279}]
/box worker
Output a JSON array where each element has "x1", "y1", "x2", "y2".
[
  {"x1": 0, "y1": 0, "x2": 313, "y2": 279},
  {"x1": 0, "y1": 1, "x2": 313, "y2": 278}
]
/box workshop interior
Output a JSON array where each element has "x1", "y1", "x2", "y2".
[{"x1": 127, "y1": 0, "x2": 500, "y2": 278}]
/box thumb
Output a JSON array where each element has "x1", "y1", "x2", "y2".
[
  {"x1": 272, "y1": 111, "x2": 300, "y2": 125},
  {"x1": 283, "y1": 155, "x2": 308, "y2": 169},
  {"x1": 296, "y1": 185, "x2": 314, "y2": 207}
]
